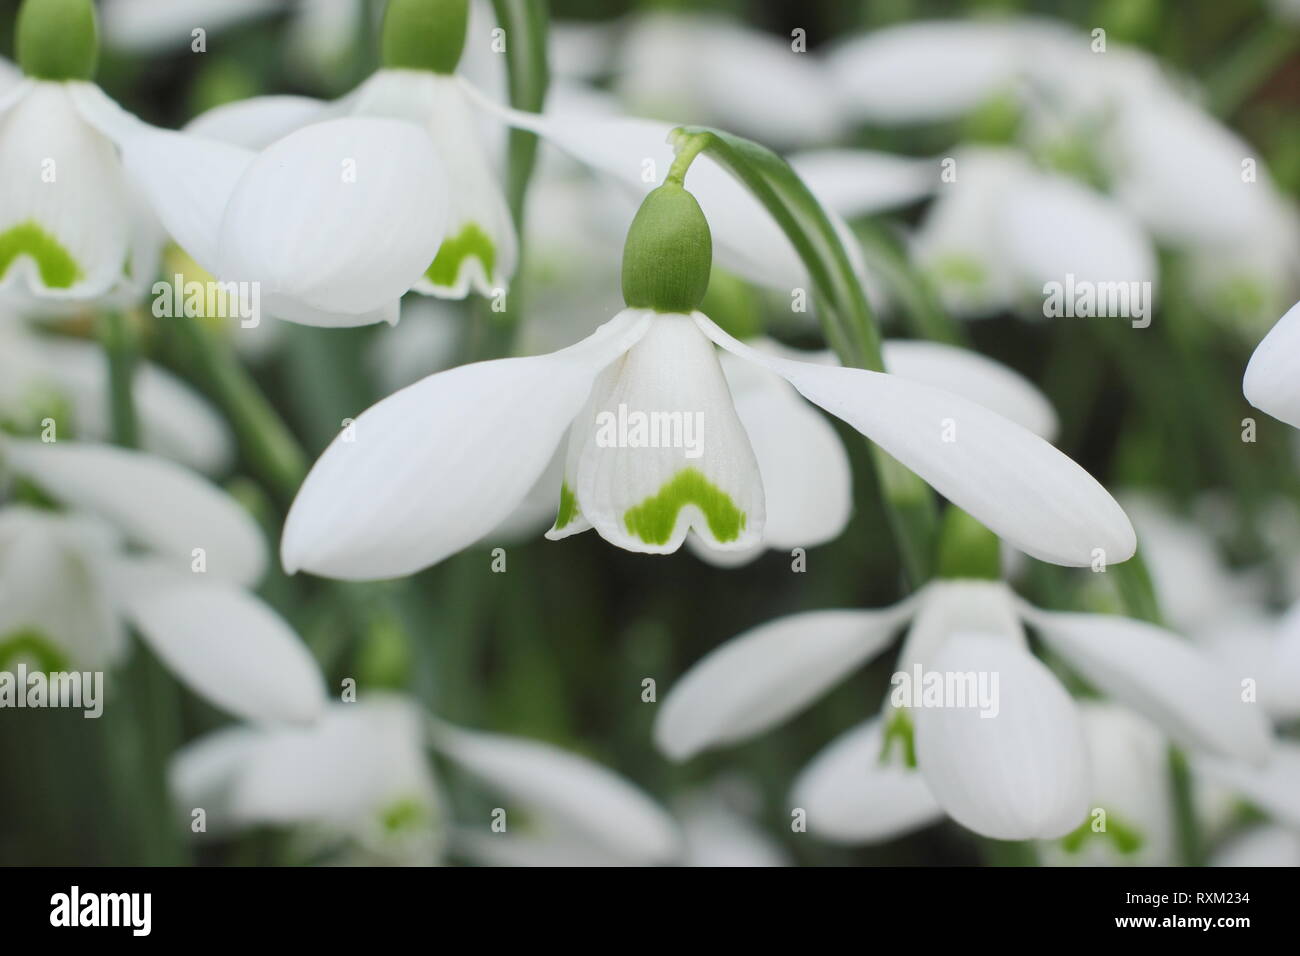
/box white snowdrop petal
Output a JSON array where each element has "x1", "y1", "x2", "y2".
[
  {"x1": 114, "y1": 123, "x2": 255, "y2": 275},
  {"x1": 111, "y1": 560, "x2": 326, "y2": 726},
  {"x1": 0, "y1": 507, "x2": 125, "y2": 670},
  {"x1": 168, "y1": 724, "x2": 265, "y2": 833},
  {"x1": 349, "y1": 72, "x2": 515, "y2": 299},
  {"x1": 282, "y1": 309, "x2": 654, "y2": 580},
  {"x1": 1038, "y1": 702, "x2": 1175, "y2": 866},
  {"x1": 722, "y1": 351, "x2": 852, "y2": 549},
  {"x1": 1209, "y1": 825, "x2": 1300, "y2": 867},
  {"x1": 572, "y1": 314, "x2": 765, "y2": 554},
  {"x1": 791, "y1": 718, "x2": 945, "y2": 843},
  {"x1": 1111, "y1": 90, "x2": 1281, "y2": 246},
  {"x1": 1022, "y1": 605, "x2": 1274, "y2": 765},
  {"x1": 1195, "y1": 742, "x2": 1300, "y2": 831},
  {"x1": 913, "y1": 633, "x2": 1089, "y2": 840},
  {"x1": 882, "y1": 339, "x2": 1059, "y2": 441},
  {"x1": 216, "y1": 117, "x2": 449, "y2": 324},
  {"x1": 828, "y1": 20, "x2": 1025, "y2": 123},
  {"x1": 789, "y1": 149, "x2": 937, "y2": 219},
  {"x1": 0, "y1": 83, "x2": 132, "y2": 299},
  {"x1": 696, "y1": 315, "x2": 1135, "y2": 567},
  {"x1": 654, "y1": 604, "x2": 914, "y2": 760},
  {"x1": 1244, "y1": 300, "x2": 1300, "y2": 429},
  {"x1": 185, "y1": 95, "x2": 331, "y2": 150},
  {"x1": 431, "y1": 723, "x2": 682, "y2": 865},
  {"x1": 463, "y1": 85, "x2": 829, "y2": 292},
  {"x1": 1000, "y1": 171, "x2": 1158, "y2": 305},
  {"x1": 6, "y1": 335, "x2": 234, "y2": 474},
  {"x1": 1, "y1": 439, "x2": 266, "y2": 586},
  {"x1": 230, "y1": 697, "x2": 437, "y2": 826}
]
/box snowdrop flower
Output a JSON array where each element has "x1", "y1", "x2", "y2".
[
  {"x1": 0, "y1": 317, "x2": 233, "y2": 473},
  {"x1": 0, "y1": 0, "x2": 160, "y2": 308},
  {"x1": 1036, "y1": 704, "x2": 1176, "y2": 866},
  {"x1": 282, "y1": 176, "x2": 1134, "y2": 580},
  {"x1": 612, "y1": 11, "x2": 843, "y2": 149},
  {"x1": 0, "y1": 438, "x2": 325, "y2": 723},
  {"x1": 655, "y1": 520, "x2": 1271, "y2": 840},
  {"x1": 2, "y1": 0, "x2": 446, "y2": 326},
  {"x1": 1244, "y1": 300, "x2": 1300, "y2": 430},
  {"x1": 186, "y1": 0, "x2": 515, "y2": 300},
  {"x1": 1196, "y1": 741, "x2": 1300, "y2": 838},
  {"x1": 907, "y1": 147, "x2": 1156, "y2": 320},
  {"x1": 172, "y1": 696, "x2": 682, "y2": 866}
]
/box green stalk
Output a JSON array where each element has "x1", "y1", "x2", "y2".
[
  {"x1": 1206, "y1": 20, "x2": 1300, "y2": 117},
  {"x1": 98, "y1": 311, "x2": 138, "y2": 448},
  {"x1": 174, "y1": 315, "x2": 306, "y2": 498},
  {"x1": 469, "y1": 0, "x2": 550, "y2": 361}
]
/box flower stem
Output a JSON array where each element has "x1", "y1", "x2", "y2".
[
  {"x1": 98, "y1": 310, "x2": 138, "y2": 448},
  {"x1": 174, "y1": 315, "x2": 306, "y2": 498}
]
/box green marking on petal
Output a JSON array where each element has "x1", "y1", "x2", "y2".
[
  {"x1": 0, "y1": 220, "x2": 83, "y2": 289},
  {"x1": 623, "y1": 468, "x2": 746, "y2": 546},
  {"x1": 1060, "y1": 811, "x2": 1145, "y2": 855},
  {"x1": 0, "y1": 630, "x2": 72, "y2": 673},
  {"x1": 425, "y1": 222, "x2": 496, "y2": 289},
  {"x1": 554, "y1": 482, "x2": 579, "y2": 530},
  {"x1": 379, "y1": 797, "x2": 428, "y2": 835},
  {"x1": 931, "y1": 255, "x2": 985, "y2": 290},
  {"x1": 879, "y1": 707, "x2": 918, "y2": 769}
]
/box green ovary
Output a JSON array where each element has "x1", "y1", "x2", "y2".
[
  {"x1": 623, "y1": 468, "x2": 747, "y2": 545},
  {"x1": 425, "y1": 222, "x2": 495, "y2": 288},
  {"x1": 0, "y1": 221, "x2": 82, "y2": 289},
  {"x1": 554, "y1": 482, "x2": 580, "y2": 530}
]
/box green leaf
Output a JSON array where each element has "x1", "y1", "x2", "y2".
[
  {"x1": 491, "y1": 0, "x2": 550, "y2": 228},
  {"x1": 671, "y1": 125, "x2": 939, "y2": 584}
]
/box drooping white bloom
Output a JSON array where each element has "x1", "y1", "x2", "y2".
[
  {"x1": 0, "y1": 79, "x2": 159, "y2": 307},
  {"x1": 122, "y1": 114, "x2": 449, "y2": 327},
  {"x1": 1036, "y1": 704, "x2": 1176, "y2": 866},
  {"x1": 0, "y1": 438, "x2": 325, "y2": 723},
  {"x1": 282, "y1": 308, "x2": 1133, "y2": 580},
  {"x1": 183, "y1": 1, "x2": 515, "y2": 300},
  {"x1": 906, "y1": 147, "x2": 1156, "y2": 319},
  {"x1": 1244, "y1": 299, "x2": 1300, "y2": 430},
  {"x1": 656, "y1": 577, "x2": 1272, "y2": 841},
  {"x1": 0, "y1": 319, "x2": 233, "y2": 473},
  {"x1": 172, "y1": 696, "x2": 682, "y2": 866}
]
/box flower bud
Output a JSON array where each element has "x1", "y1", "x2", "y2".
[
  {"x1": 380, "y1": 0, "x2": 468, "y2": 75},
  {"x1": 16, "y1": 0, "x2": 99, "y2": 81},
  {"x1": 621, "y1": 183, "x2": 713, "y2": 314}
]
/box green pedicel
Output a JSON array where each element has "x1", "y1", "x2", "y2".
[
  {"x1": 425, "y1": 223, "x2": 495, "y2": 289},
  {"x1": 623, "y1": 468, "x2": 746, "y2": 545},
  {"x1": 0, "y1": 221, "x2": 83, "y2": 289}
]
